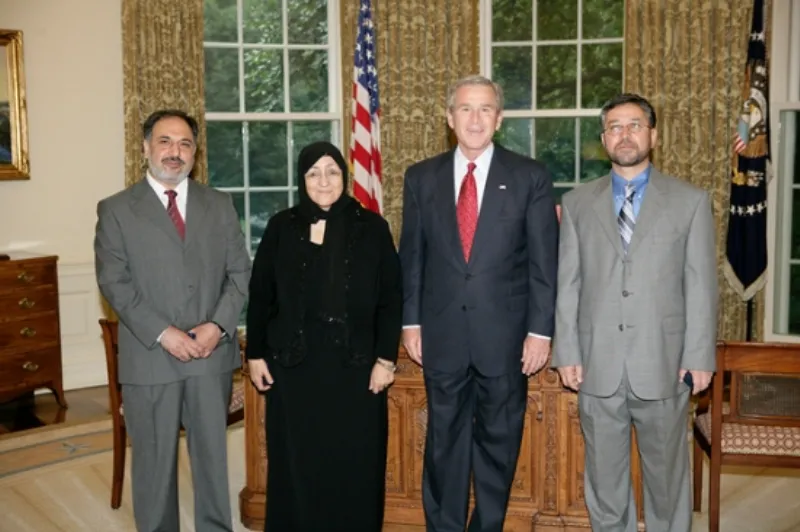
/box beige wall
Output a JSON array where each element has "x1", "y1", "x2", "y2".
[{"x1": 1, "y1": 0, "x2": 124, "y2": 389}]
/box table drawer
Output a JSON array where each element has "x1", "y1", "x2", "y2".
[
  {"x1": 0, "y1": 288, "x2": 59, "y2": 321},
  {"x1": 0, "y1": 315, "x2": 60, "y2": 352},
  {"x1": 0, "y1": 348, "x2": 61, "y2": 391},
  {"x1": 0, "y1": 260, "x2": 57, "y2": 290}
]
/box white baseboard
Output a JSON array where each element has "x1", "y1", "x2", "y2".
[{"x1": 57, "y1": 262, "x2": 108, "y2": 390}]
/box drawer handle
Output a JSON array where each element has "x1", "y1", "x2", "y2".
[
  {"x1": 17, "y1": 271, "x2": 34, "y2": 283},
  {"x1": 18, "y1": 297, "x2": 36, "y2": 309},
  {"x1": 22, "y1": 361, "x2": 39, "y2": 372},
  {"x1": 20, "y1": 327, "x2": 37, "y2": 337}
]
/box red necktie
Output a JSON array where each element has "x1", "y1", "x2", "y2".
[
  {"x1": 457, "y1": 162, "x2": 478, "y2": 261},
  {"x1": 164, "y1": 190, "x2": 185, "y2": 240}
]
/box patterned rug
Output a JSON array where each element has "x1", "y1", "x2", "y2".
[{"x1": 0, "y1": 420, "x2": 113, "y2": 479}]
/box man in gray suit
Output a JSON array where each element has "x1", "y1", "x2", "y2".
[
  {"x1": 399, "y1": 75, "x2": 558, "y2": 531},
  {"x1": 552, "y1": 93, "x2": 718, "y2": 532},
  {"x1": 94, "y1": 109, "x2": 251, "y2": 532}
]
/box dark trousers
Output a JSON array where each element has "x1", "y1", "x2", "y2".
[{"x1": 421, "y1": 365, "x2": 527, "y2": 532}]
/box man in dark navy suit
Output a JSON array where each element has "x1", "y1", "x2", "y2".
[{"x1": 399, "y1": 75, "x2": 559, "y2": 532}]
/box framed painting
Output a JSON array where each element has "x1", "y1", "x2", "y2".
[{"x1": 0, "y1": 29, "x2": 29, "y2": 181}]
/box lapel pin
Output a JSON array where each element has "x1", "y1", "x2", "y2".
[{"x1": 499, "y1": 185, "x2": 507, "y2": 190}]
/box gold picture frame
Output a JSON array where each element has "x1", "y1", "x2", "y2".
[{"x1": 0, "y1": 29, "x2": 29, "y2": 181}]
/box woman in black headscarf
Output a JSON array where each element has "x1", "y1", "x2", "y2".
[{"x1": 245, "y1": 141, "x2": 402, "y2": 531}]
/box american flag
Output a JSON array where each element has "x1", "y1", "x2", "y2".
[{"x1": 349, "y1": 0, "x2": 383, "y2": 214}]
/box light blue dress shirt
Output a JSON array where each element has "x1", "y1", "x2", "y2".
[{"x1": 612, "y1": 164, "x2": 651, "y2": 218}]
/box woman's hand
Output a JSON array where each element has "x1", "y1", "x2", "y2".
[
  {"x1": 369, "y1": 358, "x2": 396, "y2": 394},
  {"x1": 248, "y1": 359, "x2": 274, "y2": 392}
]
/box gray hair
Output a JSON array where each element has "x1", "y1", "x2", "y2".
[{"x1": 446, "y1": 75, "x2": 504, "y2": 111}]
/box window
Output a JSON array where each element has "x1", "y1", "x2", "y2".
[
  {"x1": 481, "y1": 0, "x2": 625, "y2": 201},
  {"x1": 203, "y1": 0, "x2": 342, "y2": 255},
  {"x1": 768, "y1": 1, "x2": 800, "y2": 337}
]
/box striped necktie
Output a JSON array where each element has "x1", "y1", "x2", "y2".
[{"x1": 618, "y1": 184, "x2": 635, "y2": 253}]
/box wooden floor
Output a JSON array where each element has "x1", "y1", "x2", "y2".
[{"x1": 0, "y1": 386, "x2": 109, "y2": 435}]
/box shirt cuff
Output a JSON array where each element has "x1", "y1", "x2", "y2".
[
  {"x1": 528, "y1": 333, "x2": 551, "y2": 340},
  {"x1": 403, "y1": 325, "x2": 421, "y2": 329}
]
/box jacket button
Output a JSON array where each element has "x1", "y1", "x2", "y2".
[
  {"x1": 618, "y1": 324, "x2": 624, "y2": 331},
  {"x1": 622, "y1": 290, "x2": 630, "y2": 297},
  {"x1": 462, "y1": 305, "x2": 467, "y2": 311}
]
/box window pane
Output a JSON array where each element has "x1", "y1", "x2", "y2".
[
  {"x1": 289, "y1": 50, "x2": 329, "y2": 112},
  {"x1": 207, "y1": 121, "x2": 244, "y2": 188},
  {"x1": 791, "y1": 189, "x2": 800, "y2": 259},
  {"x1": 579, "y1": 117, "x2": 610, "y2": 182},
  {"x1": 288, "y1": 0, "x2": 328, "y2": 44},
  {"x1": 582, "y1": 43, "x2": 623, "y2": 108},
  {"x1": 492, "y1": 46, "x2": 532, "y2": 110},
  {"x1": 537, "y1": 45, "x2": 577, "y2": 109},
  {"x1": 789, "y1": 265, "x2": 800, "y2": 334},
  {"x1": 495, "y1": 118, "x2": 531, "y2": 156},
  {"x1": 535, "y1": 118, "x2": 576, "y2": 183},
  {"x1": 582, "y1": 0, "x2": 625, "y2": 39},
  {"x1": 204, "y1": 0, "x2": 237, "y2": 42},
  {"x1": 205, "y1": 48, "x2": 240, "y2": 112},
  {"x1": 537, "y1": 1, "x2": 577, "y2": 41},
  {"x1": 248, "y1": 122, "x2": 288, "y2": 187},
  {"x1": 243, "y1": 0, "x2": 282, "y2": 44},
  {"x1": 292, "y1": 121, "x2": 335, "y2": 163},
  {"x1": 244, "y1": 49, "x2": 284, "y2": 112},
  {"x1": 250, "y1": 192, "x2": 290, "y2": 250},
  {"x1": 229, "y1": 191, "x2": 246, "y2": 242},
  {"x1": 492, "y1": 0, "x2": 532, "y2": 42}
]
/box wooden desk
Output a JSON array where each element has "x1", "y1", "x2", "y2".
[{"x1": 239, "y1": 350, "x2": 644, "y2": 530}]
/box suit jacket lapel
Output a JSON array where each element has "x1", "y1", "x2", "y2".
[
  {"x1": 591, "y1": 175, "x2": 625, "y2": 259},
  {"x1": 469, "y1": 149, "x2": 506, "y2": 265},
  {"x1": 434, "y1": 151, "x2": 467, "y2": 268},
  {"x1": 129, "y1": 179, "x2": 183, "y2": 246},
  {"x1": 185, "y1": 179, "x2": 211, "y2": 245},
  {"x1": 627, "y1": 169, "x2": 666, "y2": 255}
]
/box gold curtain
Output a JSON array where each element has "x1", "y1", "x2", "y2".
[
  {"x1": 624, "y1": 0, "x2": 770, "y2": 341},
  {"x1": 340, "y1": 0, "x2": 481, "y2": 238},
  {"x1": 121, "y1": 0, "x2": 207, "y2": 187}
]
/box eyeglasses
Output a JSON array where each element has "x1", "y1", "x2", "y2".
[{"x1": 604, "y1": 123, "x2": 650, "y2": 136}]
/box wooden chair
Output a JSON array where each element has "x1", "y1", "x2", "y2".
[
  {"x1": 692, "y1": 341, "x2": 800, "y2": 531},
  {"x1": 98, "y1": 318, "x2": 246, "y2": 509}
]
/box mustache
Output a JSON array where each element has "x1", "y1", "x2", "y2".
[{"x1": 161, "y1": 156, "x2": 185, "y2": 165}]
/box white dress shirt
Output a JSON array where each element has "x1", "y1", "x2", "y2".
[
  {"x1": 147, "y1": 173, "x2": 194, "y2": 343},
  {"x1": 146, "y1": 173, "x2": 188, "y2": 221},
  {"x1": 454, "y1": 144, "x2": 494, "y2": 211}
]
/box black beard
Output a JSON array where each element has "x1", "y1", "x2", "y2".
[{"x1": 608, "y1": 149, "x2": 648, "y2": 167}]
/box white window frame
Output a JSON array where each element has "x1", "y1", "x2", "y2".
[
  {"x1": 764, "y1": 0, "x2": 800, "y2": 341},
  {"x1": 479, "y1": 0, "x2": 625, "y2": 193},
  {"x1": 203, "y1": 0, "x2": 343, "y2": 252}
]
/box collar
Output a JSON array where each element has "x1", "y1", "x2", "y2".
[
  {"x1": 146, "y1": 172, "x2": 189, "y2": 199},
  {"x1": 455, "y1": 143, "x2": 495, "y2": 174},
  {"x1": 611, "y1": 164, "x2": 651, "y2": 194}
]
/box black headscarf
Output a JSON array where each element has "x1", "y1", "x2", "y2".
[{"x1": 295, "y1": 141, "x2": 356, "y2": 323}]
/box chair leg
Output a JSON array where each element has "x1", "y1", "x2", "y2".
[
  {"x1": 708, "y1": 453, "x2": 721, "y2": 532},
  {"x1": 692, "y1": 437, "x2": 703, "y2": 511},
  {"x1": 111, "y1": 423, "x2": 126, "y2": 509}
]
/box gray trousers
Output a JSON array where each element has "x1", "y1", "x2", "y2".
[
  {"x1": 578, "y1": 373, "x2": 692, "y2": 532},
  {"x1": 121, "y1": 371, "x2": 234, "y2": 532}
]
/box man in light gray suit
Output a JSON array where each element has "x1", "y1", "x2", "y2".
[
  {"x1": 94, "y1": 110, "x2": 251, "y2": 532},
  {"x1": 552, "y1": 93, "x2": 717, "y2": 532}
]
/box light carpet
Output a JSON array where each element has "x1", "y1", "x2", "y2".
[
  {"x1": 0, "y1": 421, "x2": 249, "y2": 532},
  {"x1": 1, "y1": 421, "x2": 800, "y2": 531}
]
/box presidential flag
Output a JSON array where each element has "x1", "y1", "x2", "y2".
[
  {"x1": 724, "y1": 0, "x2": 769, "y2": 301},
  {"x1": 349, "y1": 0, "x2": 383, "y2": 214}
]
